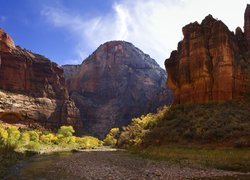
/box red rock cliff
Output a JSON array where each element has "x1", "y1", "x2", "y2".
[
  {"x1": 244, "y1": 4, "x2": 250, "y2": 50},
  {"x1": 165, "y1": 6, "x2": 250, "y2": 103},
  {"x1": 0, "y1": 28, "x2": 82, "y2": 130},
  {"x1": 66, "y1": 41, "x2": 172, "y2": 137}
]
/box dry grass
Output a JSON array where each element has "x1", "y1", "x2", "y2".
[{"x1": 136, "y1": 145, "x2": 250, "y2": 172}]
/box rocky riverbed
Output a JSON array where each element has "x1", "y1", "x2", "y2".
[{"x1": 5, "y1": 150, "x2": 250, "y2": 179}]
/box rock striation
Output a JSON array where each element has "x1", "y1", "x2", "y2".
[
  {"x1": 0, "y1": 28, "x2": 82, "y2": 129},
  {"x1": 66, "y1": 41, "x2": 172, "y2": 137},
  {"x1": 165, "y1": 5, "x2": 250, "y2": 103}
]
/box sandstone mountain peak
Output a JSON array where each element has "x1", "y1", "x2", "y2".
[
  {"x1": 244, "y1": 4, "x2": 250, "y2": 49},
  {"x1": 65, "y1": 41, "x2": 172, "y2": 137},
  {"x1": 86, "y1": 40, "x2": 160, "y2": 70},
  {"x1": 165, "y1": 5, "x2": 250, "y2": 104},
  {"x1": 0, "y1": 28, "x2": 15, "y2": 52},
  {"x1": 201, "y1": 14, "x2": 218, "y2": 26}
]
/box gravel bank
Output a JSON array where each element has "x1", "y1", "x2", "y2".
[{"x1": 55, "y1": 151, "x2": 249, "y2": 179}]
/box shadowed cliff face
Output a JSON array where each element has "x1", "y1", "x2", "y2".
[
  {"x1": 165, "y1": 5, "x2": 250, "y2": 104},
  {"x1": 65, "y1": 41, "x2": 172, "y2": 137},
  {"x1": 62, "y1": 64, "x2": 80, "y2": 80},
  {"x1": 244, "y1": 4, "x2": 250, "y2": 50},
  {"x1": 0, "y1": 28, "x2": 82, "y2": 130}
]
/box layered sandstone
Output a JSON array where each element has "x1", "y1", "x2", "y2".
[
  {"x1": 165, "y1": 6, "x2": 250, "y2": 103},
  {"x1": 0, "y1": 28, "x2": 15, "y2": 53},
  {"x1": 66, "y1": 41, "x2": 172, "y2": 137},
  {"x1": 0, "y1": 29, "x2": 82, "y2": 129}
]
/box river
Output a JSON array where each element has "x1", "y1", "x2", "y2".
[{"x1": 4, "y1": 151, "x2": 250, "y2": 179}]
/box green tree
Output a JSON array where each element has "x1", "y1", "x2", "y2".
[
  {"x1": 0, "y1": 127, "x2": 8, "y2": 145},
  {"x1": 20, "y1": 132, "x2": 30, "y2": 145},
  {"x1": 104, "y1": 128, "x2": 120, "y2": 147},
  {"x1": 40, "y1": 133, "x2": 57, "y2": 144},
  {"x1": 6, "y1": 126, "x2": 20, "y2": 148},
  {"x1": 76, "y1": 136, "x2": 103, "y2": 148},
  {"x1": 29, "y1": 130, "x2": 40, "y2": 142}
]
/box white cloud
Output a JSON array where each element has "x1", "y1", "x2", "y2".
[{"x1": 41, "y1": 0, "x2": 249, "y2": 67}]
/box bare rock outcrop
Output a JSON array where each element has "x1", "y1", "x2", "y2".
[
  {"x1": 0, "y1": 28, "x2": 82, "y2": 130},
  {"x1": 67, "y1": 41, "x2": 172, "y2": 137},
  {"x1": 165, "y1": 5, "x2": 250, "y2": 103},
  {"x1": 0, "y1": 28, "x2": 15, "y2": 53}
]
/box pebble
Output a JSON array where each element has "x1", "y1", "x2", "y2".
[{"x1": 53, "y1": 151, "x2": 249, "y2": 180}]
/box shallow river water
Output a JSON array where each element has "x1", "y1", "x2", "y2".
[
  {"x1": 5, "y1": 152, "x2": 79, "y2": 179},
  {"x1": 4, "y1": 151, "x2": 250, "y2": 180}
]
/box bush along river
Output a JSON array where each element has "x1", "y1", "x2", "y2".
[{"x1": 4, "y1": 149, "x2": 250, "y2": 180}]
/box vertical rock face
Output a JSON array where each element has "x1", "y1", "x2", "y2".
[
  {"x1": 244, "y1": 4, "x2": 250, "y2": 49},
  {"x1": 0, "y1": 28, "x2": 15, "y2": 53},
  {"x1": 165, "y1": 5, "x2": 250, "y2": 103},
  {"x1": 67, "y1": 41, "x2": 172, "y2": 137},
  {"x1": 0, "y1": 28, "x2": 82, "y2": 129},
  {"x1": 62, "y1": 64, "x2": 80, "y2": 80}
]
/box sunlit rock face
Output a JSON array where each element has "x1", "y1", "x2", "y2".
[
  {"x1": 0, "y1": 28, "x2": 15, "y2": 53},
  {"x1": 165, "y1": 5, "x2": 250, "y2": 104},
  {"x1": 0, "y1": 28, "x2": 82, "y2": 130},
  {"x1": 66, "y1": 41, "x2": 173, "y2": 137}
]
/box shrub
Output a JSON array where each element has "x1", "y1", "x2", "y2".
[
  {"x1": 76, "y1": 136, "x2": 103, "y2": 148},
  {"x1": 116, "y1": 101, "x2": 250, "y2": 148},
  {"x1": 6, "y1": 126, "x2": 20, "y2": 148},
  {"x1": 117, "y1": 106, "x2": 169, "y2": 147},
  {"x1": 57, "y1": 126, "x2": 75, "y2": 137},
  {"x1": 0, "y1": 127, "x2": 8, "y2": 145},
  {"x1": 40, "y1": 133, "x2": 58, "y2": 144},
  {"x1": 28, "y1": 131, "x2": 40, "y2": 142},
  {"x1": 0, "y1": 124, "x2": 103, "y2": 151},
  {"x1": 25, "y1": 141, "x2": 40, "y2": 151},
  {"x1": 68, "y1": 136, "x2": 76, "y2": 144},
  {"x1": 20, "y1": 132, "x2": 30, "y2": 145},
  {"x1": 104, "y1": 128, "x2": 120, "y2": 146}
]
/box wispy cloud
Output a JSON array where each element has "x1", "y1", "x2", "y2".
[{"x1": 41, "y1": 0, "x2": 248, "y2": 67}]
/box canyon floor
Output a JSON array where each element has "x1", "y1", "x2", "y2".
[{"x1": 6, "y1": 150, "x2": 250, "y2": 180}]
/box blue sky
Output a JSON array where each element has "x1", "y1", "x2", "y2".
[
  {"x1": 0, "y1": 0, "x2": 249, "y2": 67},
  {"x1": 0, "y1": 0, "x2": 114, "y2": 65}
]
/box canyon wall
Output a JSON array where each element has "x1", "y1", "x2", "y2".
[
  {"x1": 165, "y1": 5, "x2": 250, "y2": 103},
  {"x1": 0, "y1": 28, "x2": 82, "y2": 129}
]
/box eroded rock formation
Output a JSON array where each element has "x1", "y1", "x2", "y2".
[
  {"x1": 0, "y1": 29, "x2": 15, "y2": 53},
  {"x1": 66, "y1": 41, "x2": 172, "y2": 137},
  {"x1": 0, "y1": 28, "x2": 82, "y2": 129},
  {"x1": 165, "y1": 5, "x2": 250, "y2": 103}
]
